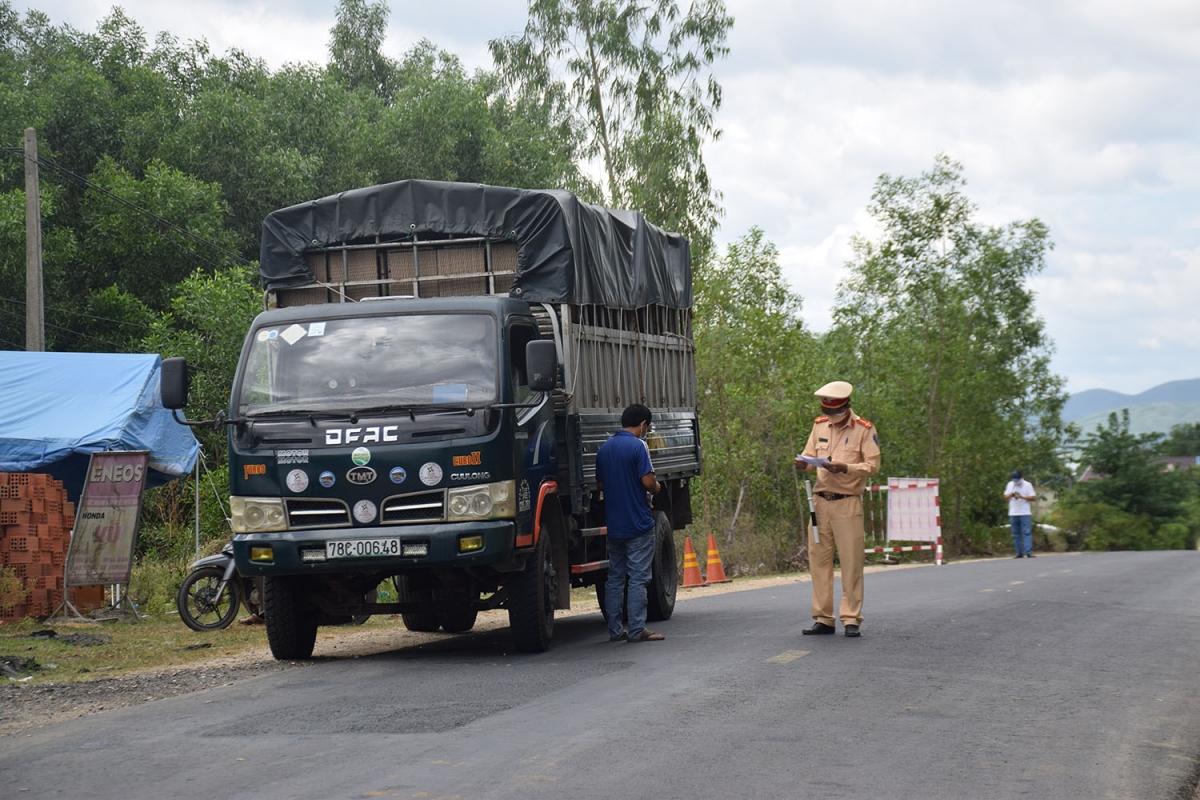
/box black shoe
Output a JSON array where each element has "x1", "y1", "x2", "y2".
[
  {"x1": 1013, "y1": 554, "x2": 1023, "y2": 558},
  {"x1": 802, "y1": 621, "x2": 836, "y2": 635},
  {"x1": 1025, "y1": 553, "x2": 1036, "y2": 558},
  {"x1": 844, "y1": 625, "x2": 861, "y2": 638}
]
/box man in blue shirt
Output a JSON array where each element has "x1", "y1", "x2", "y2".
[{"x1": 596, "y1": 404, "x2": 665, "y2": 643}]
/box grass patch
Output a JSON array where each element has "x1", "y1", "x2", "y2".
[{"x1": 0, "y1": 614, "x2": 278, "y2": 684}]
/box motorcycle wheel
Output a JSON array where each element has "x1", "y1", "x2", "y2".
[{"x1": 177, "y1": 565, "x2": 241, "y2": 631}]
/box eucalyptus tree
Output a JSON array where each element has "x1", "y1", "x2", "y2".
[
  {"x1": 490, "y1": 0, "x2": 733, "y2": 255},
  {"x1": 328, "y1": 0, "x2": 397, "y2": 100},
  {"x1": 832, "y1": 155, "x2": 1069, "y2": 552},
  {"x1": 693, "y1": 228, "x2": 820, "y2": 566}
]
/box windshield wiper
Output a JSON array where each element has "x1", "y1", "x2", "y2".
[
  {"x1": 244, "y1": 409, "x2": 360, "y2": 427},
  {"x1": 246, "y1": 409, "x2": 345, "y2": 419},
  {"x1": 347, "y1": 403, "x2": 478, "y2": 423}
]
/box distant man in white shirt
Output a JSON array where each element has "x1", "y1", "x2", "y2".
[{"x1": 1004, "y1": 470, "x2": 1036, "y2": 558}]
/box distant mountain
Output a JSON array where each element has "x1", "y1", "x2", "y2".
[{"x1": 1064, "y1": 378, "x2": 1200, "y2": 437}]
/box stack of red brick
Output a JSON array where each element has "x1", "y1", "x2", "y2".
[{"x1": 0, "y1": 472, "x2": 90, "y2": 621}]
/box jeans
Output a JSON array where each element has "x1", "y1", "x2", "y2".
[
  {"x1": 1010, "y1": 515, "x2": 1033, "y2": 556},
  {"x1": 605, "y1": 530, "x2": 656, "y2": 639}
]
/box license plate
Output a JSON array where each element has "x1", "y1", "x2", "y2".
[{"x1": 326, "y1": 538, "x2": 402, "y2": 559}]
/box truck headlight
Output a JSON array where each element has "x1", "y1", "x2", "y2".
[
  {"x1": 447, "y1": 481, "x2": 516, "y2": 521},
  {"x1": 231, "y1": 497, "x2": 287, "y2": 533}
]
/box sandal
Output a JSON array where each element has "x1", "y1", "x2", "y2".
[{"x1": 626, "y1": 630, "x2": 664, "y2": 643}]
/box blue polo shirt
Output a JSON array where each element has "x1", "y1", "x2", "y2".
[{"x1": 596, "y1": 429, "x2": 656, "y2": 539}]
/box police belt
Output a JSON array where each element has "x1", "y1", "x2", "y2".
[{"x1": 815, "y1": 492, "x2": 857, "y2": 501}]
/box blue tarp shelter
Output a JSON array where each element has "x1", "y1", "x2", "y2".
[{"x1": 0, "y1": 352, "x2": 200, "y2": 503}]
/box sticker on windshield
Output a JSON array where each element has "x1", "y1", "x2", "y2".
[
  {"x1": 286, "y1": 469, "x2": 309, "y2": 493},
  {"x1": 352, "y1": 447, "x2": 371, "y2": 466},
  {"x1": 433, "y1": 383, "x2": 469, "y2": 403},
  {"x1": 308, "y1": 322, "x2": 326, "y2": 337},
  {"x1": 280, "y1": 324, "x2": 307, "y2": 345},
  {"x1": 256, "y1": 330, "x2": 270, "y2": 342},
  {"x1": 419, "y1": 462, "x2": 443, "y2": 486}
]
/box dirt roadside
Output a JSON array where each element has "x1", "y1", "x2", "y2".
[{"x1": 0, "y1": 565, "x2": 925, "y2": 737}]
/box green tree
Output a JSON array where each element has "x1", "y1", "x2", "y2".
[
  {"x1": 141, "y1": 266, "x2": 262, "y2": 458},
  {"x1": 693, "y1": 228, "x2": 820, "y2": 570},
  {"x1": 0, "y1": 185, "x2": 78, "y2": 350},
  {"x1": 76, "y1": 156, "x2": 241, "y2": 308},
  {"x1": 328, "y1": 0, "x2": 396, "y2": 100},
  {"x1": 1063, "y1": 410, "x2": 1192, "y2": 541},
  {"x1": 1159, "y1": 422, "x2": 1200, "y2": 457},
  {"x1": 832, "y1": 155, "x2": 1069, "y2": 553},
  {"x1": 490, "y1": 0, "x2": 733, "y2": 254}
]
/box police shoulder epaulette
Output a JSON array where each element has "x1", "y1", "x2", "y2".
[
  {"x1": 814, "y1": 415, "x2": 829, "y2": 422},
  {"x1": 857, "y1": 418, "x2": 874, "y2": 428}
]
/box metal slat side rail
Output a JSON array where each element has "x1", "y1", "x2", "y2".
[{"x1": 274, "y1": 237, "x2": 518, "y2": 308}]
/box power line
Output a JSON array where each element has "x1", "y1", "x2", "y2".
[
  {"x1": 0, "y1": 295, "x2": 158, "y2": 331},
  {"x1": 0, "y1": 146, "x2": 253, "y2": 267}
]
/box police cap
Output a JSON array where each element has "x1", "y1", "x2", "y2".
[{"x1": 814, "y1": 380, "x2": 853, "y2": 409}]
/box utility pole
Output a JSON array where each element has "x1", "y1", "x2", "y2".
[{"x1": 25, "y1": 127, "x2": 44, "y2": 351}]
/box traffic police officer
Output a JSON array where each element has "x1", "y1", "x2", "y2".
[{"x1": 794, "y1": 380, "x2": 881, "y2": 638}]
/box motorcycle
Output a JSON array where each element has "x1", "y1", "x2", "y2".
[
  {"x1": 176, "y1": 542, "x2": 375, "y2": 631},
  {"x1": 176, "y1": 542, "x2": 262, "y2": 631}
]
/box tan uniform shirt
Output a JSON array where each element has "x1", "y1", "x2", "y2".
[{"x1": 802, "y1": 412, "x2": 881, "y2": 494}]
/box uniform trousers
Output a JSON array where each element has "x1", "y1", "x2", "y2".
[{"x1": 810, "y1": 494, "x2": 865, "y2": 626}]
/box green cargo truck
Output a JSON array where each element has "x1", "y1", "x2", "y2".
[{"x1": 162, "y1": 180, "x2": 701, "y2": 659}]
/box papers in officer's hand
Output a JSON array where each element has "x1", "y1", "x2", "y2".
[{"x1": 796, "y1": 454, "x2": 831, "y2": 468}]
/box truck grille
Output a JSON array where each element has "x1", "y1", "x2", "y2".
[
  {"x1": 381, "y1": 490, "x2": 445, "y2": 524},
  {"x1": 285, "y1": 498, "x2": 351, "y2": 528}
]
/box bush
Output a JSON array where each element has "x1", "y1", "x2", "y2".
[
  {"x1": 126, "y1": 556, "x2": 191, "y2": 617},
  {"x1": 1052, "y1": 503, "x2": 1154, "y2": 551}
]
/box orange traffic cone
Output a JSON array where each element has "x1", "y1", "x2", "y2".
[
  {"x1": 681, "y1": 537, "x2": 706, "y2": 587},
  {"x1": 704, "y1": 534, "x2": 732, "y2": 584}
]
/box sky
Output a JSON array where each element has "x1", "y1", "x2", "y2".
[{"x1": 13, "y1": 0, "x2": 1200, "y2": 396}]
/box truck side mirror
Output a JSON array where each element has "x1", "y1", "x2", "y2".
[
  {"x1": 161, "y1": 356, "x2": 190, "y2": 409},
  {"x1": 526, "y1": 340, "x2": 558, "y2": 392}
]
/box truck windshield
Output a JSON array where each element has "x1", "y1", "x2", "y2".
[{"x1": 236, "y1": 313, "x2": 497, "y2": 415}]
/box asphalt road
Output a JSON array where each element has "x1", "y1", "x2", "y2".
[{"x1": 4, "y1": 551, "x2": 1200, "y2": 800}]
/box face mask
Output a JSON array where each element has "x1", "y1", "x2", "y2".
[{"x1": 824, "y1": 406, "x2": 849, "y2": 421}]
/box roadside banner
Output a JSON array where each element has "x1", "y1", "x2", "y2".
[
  {"x1": 65, "y1": 451, "x2": 149, "y2": 586},
  {"x1": 863, "y1": 478, "x2": 943, "y2": 565},
  {"x1": 887, "y1": 477, "x2": 941, "y2": 542}
]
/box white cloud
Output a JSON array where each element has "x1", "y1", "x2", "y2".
[{"x1": 13, "y1": 0, "x2": 1200, "y2": 396}]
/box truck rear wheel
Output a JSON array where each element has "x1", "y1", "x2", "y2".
[
  {"x1": 508, "y1": 532, "x2": 556, "y2": 652},
  {"x1": 439, "y1": 605, "x2": 478, "y2": 633},
  {"x1": 264, "y1": 576, "x2": 318, "y2": 660},
  {"x1": 394, "y1": 575, "x2": 441, "y2": 632},
  {"x1": 646, "y1": 510, "x2": 677, "y2": 622}
]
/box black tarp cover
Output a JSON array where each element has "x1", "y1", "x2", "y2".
[{"x1": 259, "y1": 180, "x2": 692, "y2": 310}]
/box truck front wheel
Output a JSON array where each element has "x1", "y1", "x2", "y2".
[
  {"x1": 508, "y1": 532, "x2": 556, "y2": 652},
  {"x1": 264, "y1": 576, "x2": 318, "y2": 660}
]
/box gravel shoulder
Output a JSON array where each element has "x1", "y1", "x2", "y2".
[{"x1": 0, "y1": 566, "x2": 924, "y2": 737}]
